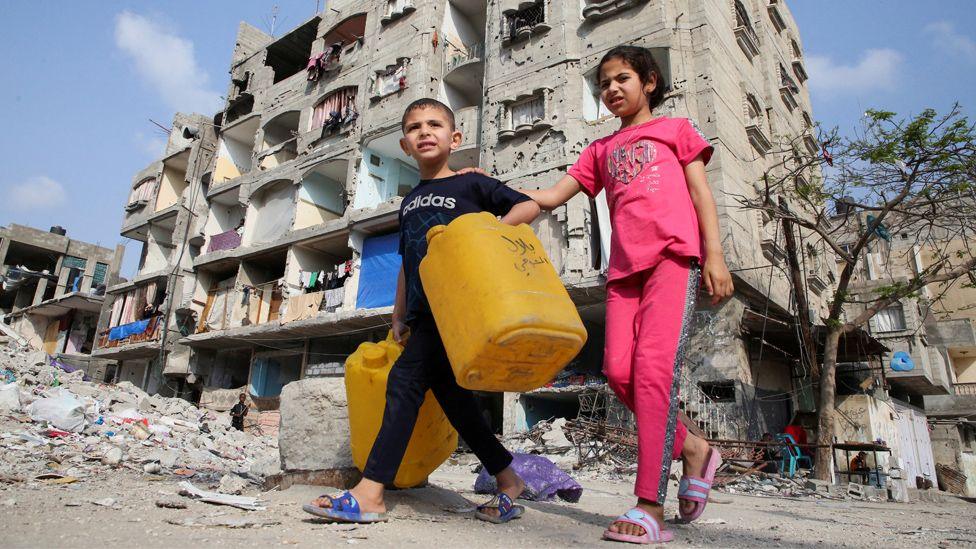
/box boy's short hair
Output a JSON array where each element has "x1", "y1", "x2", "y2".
[{"x1": 401, "y1": 98, "x2": 456, "y2": 131}]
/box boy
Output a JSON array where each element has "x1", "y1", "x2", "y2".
[{"x1": 303, "y1": 99, "x2": 540, "y2": 524}]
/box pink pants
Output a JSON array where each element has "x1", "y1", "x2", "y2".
[{"x1": 604, "y1": 255, "x2": 700, "y2": 503}]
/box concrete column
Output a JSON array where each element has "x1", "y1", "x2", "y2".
[
  {"x1": 0, "y1": 237, "x2": 10, "y2": 270},
  {"x1": 52, "y1": 256, "x2": 67, "y2": 299}
]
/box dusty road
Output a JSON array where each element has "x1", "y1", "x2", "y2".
[{"x1": 1, "y1": 463, "x2": 973, "y2": 548}]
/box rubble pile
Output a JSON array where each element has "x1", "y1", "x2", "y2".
[
  {"x1": 503, "y1": 417, "x2": 577, "y2": 470},
  {"x1": 0, "y1": 344, "x2": 280, "y2": 489},
  {"x1": 718, "y1": 473, "x2": 884, "y2": 501}
]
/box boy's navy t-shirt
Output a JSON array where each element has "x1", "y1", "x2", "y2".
[{"x1": 398, "y1": 172, "x2": 531, "y2": 320}]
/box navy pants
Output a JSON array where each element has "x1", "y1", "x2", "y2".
[{"x1": 362, "y1": 314, "x2": 513, "y2": 483}]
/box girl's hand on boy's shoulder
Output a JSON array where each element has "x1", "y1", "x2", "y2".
[
  {"x1": 456, "y1": 166, "x2": 490, "y2": 177},
  {"x1": 701, "y1": 256, "x2": 734, "y2": 306}
]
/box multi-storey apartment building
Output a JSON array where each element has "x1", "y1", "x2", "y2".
[
  {"x1": 96, "y1": 0, "x2": 834, "y2": 439},
  {"x1": 1, "y1": 223, "x2": 122, "y2": 379}
]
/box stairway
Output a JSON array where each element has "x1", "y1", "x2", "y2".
[{"x1": 678, "y1": 365, "x2": 737, "y2": 441}]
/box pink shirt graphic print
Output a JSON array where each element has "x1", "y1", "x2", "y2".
[{"x1": 568, "y1": 117, "x2": 713, "y2": 281}]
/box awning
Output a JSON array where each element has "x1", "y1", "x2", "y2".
[{"x1": 5, "y1": 292, "x2": 104, "y2": 318}]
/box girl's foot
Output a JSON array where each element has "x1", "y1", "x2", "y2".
[
  {"x1": 679, "y1": 435, "x2": 711, "y2": 517},
  {"x1": 478, "y1": 467, "x2": 525, "y2": 519},
  {"x1": 607, "y1": 500, "x2": 663, "y2": 538}
]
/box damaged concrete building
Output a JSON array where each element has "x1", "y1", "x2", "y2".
[
  {"x1": 1, "y1": 224, "x2": 122, "y2": 380},
  {"x1": 96, "y1": 0, "x2": 839, "y2": 443}
]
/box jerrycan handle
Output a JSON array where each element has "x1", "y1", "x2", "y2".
[{"x1": 425, "y1": 224, "x2": 447, "y2": 244}]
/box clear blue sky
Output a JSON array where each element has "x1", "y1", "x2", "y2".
[{"x1": 1, "y1": 2, "x2": 974, "y2": 277}]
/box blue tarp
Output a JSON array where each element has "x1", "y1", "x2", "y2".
[
  {"x1": 108, "y1": 318, "x2": 151, "y2": 341},
  {"x1": 356, "y1": 232, "x2": 401, "y2": 309}
]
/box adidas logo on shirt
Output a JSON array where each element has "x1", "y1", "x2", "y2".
[{"x1": 402, "y1": 193, "x2": 457, "y2": 215}]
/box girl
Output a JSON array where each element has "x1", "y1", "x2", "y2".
[{"x1": 522, "y1": 46, "x2": 734, "y2": 544}]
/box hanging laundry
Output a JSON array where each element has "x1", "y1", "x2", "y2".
[{"x1": 306, "y1": 52, "x2": 326, "y2": 81}]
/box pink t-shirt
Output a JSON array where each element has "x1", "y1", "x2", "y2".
[{"x1": 568, "y1": 117, "x2": 713, "y2": 282}]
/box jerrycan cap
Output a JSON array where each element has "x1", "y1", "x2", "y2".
[{"x1": 362, "y1": 346, "x2": 387, "y2": 369}]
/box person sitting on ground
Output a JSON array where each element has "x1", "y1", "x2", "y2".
[
  {"x1": 302, "y1": 98, "x2": 539, "y2": 525},
  {"x1": 754, "y1": 433, "x2": 780, "y2": 474},
  {"x1": 230, "y1": 393, "x2": 248, "y2": 432}
]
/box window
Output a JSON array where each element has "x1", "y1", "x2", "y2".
[
  {"x1": 744, "y1": 92, "x2": 771, "y2": 154},
  {"x1": 382, "y1": 0, "x2": 414, "y2": 24},
  {"x1": 802, "y1": 112, "x2": 813, "y2": 128},
  {"x1": 512, "y1": 96, "x2": 544, "y2": 129},
  {"x1": 779, "y1": 64, "x2": 799, "y2": 111},
  {"x1": 127, "y1": 178, "x2": 157, "y2": 210},
  {"x1": 93, "y1": 262, "x2": 109, "y2": 287},
  {"x1": 504, "y1": 1, "x2": 546, "y2": 43},
  {"x1": 372, "y1": 61, "x2": 408, "y2": 99},
  {"x1": 791, "y1": 38, "x2": 802, "y2": 59},
  {"x1": 311, "y1": 87, "x2": 358, "y2": 133},
  {"x1": 733, "y1": 0, "x2": 760, "y2": 60},
  {"x1": 767, "y1": 0, "x2": 787, "y2": 32},
  {"x1": 875, "y1": 304, "x2": 907, "y2": 332}
]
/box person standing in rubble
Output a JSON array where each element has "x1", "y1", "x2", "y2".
[
  {"x1": 230, "y1": 393, "x2": 248, "y2": 431},
  {"x1": 522, "y1": 46, "x2": 734, "y2": 544}
]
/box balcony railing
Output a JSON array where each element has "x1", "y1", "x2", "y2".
[
  {"x1": 445, "y1": 42, "x2": 484, "y2": 73},
  {"x1": 98, "y1": 315, "x2": 163, "y2": 349},
  {"x1": 954, "y1": 382, "x2": 976, "y2": 396}
]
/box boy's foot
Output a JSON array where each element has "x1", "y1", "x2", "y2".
[
  {"x1": 607, "y1": 501, "x2": 664, "y2": 538},
  {"x1": 477, "y1": 469, "x2": 525, "y2": 519},
  {"x1": 679, "y1": 436, "x2": 712, "y2": 517}
]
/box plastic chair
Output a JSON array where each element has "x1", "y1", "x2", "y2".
[{"x1": 775, "y1": 434, "x2": 812, "y2": 477}]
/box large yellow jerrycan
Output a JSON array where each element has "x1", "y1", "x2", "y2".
[
  {"x1": 420, "y1": 212, "x2": 587, "y2": 392},
  {"x1": 344, "y1": 331, "x2": 458, "y2": 488}
]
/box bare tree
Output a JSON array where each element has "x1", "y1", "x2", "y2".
[{"x1": 734, "y1": 106, "x2": 976, "y2": 480}]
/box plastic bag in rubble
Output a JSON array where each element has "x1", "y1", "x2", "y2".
[
  {"x1": 27, "y1": 388, "x2": 87, "y2": 432},
  {"x1": 474, "y1": 452, "x2": 582, "y2": 503},
  {"x1": 0, "y1": 382, "x2": 21, "y2": 412}
]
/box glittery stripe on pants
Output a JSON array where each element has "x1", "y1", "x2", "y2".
[{"x1": 603, "y1": 255, "x2": 700, "y2": 503}]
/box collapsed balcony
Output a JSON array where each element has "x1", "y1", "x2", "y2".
[
  {"x1": 213, "y1": 115, "x2": 260, "y2": 185},
  {"x1": 257, "y1": 110, "x2": 300, "y2": 170},
  {"x1": 265, "y1": 17, "x2": 320, "y2": 84},
  {"x1": 294, "y1": 159, "x2": 348, "y2": 230}
]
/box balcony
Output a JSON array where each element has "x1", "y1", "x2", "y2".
[
  {"x1": 582, "y1": 0, "x2": 647, "y2": 22},
  {"x1": 779, "y1": 70, "x2": 800, "y2": 111},
  {"x1": 746, "y1": 123, "x2": 772, "y2": 155},
  {"x1": 97, "y1": 315, "x2": 163, "y2": 350},
  {"x1": 445, "y1": 42, "x2": 483, "y2": 74},
  {"x1": 734, "y1": 23, "x2": 760, "y2": 60}
]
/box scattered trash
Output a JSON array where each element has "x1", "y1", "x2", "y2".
[
  {"x1": 0, "y1": 344, "x2": 279, "y2": 489},
  {"x1": 474, "y1": 452, "x2": 583, "y2": 502},
  {"x1": 34, "y1": 473, "x2": 78, "y2": 484},
  {"x1": 218, "y1": 473, "x2": 250, "y2": 495},
  {"x1": 27, "y1": 389, "x2": 87, "y2": 432},
  {"x1": 698, "y1": 518, "x2": 728, "y2": 525},
  {"x1": 91, "y1": 497, "x2": 117, "y2": 507},
  {"x1": 165, "y1": 516, "x2": 281, "y2": 528},
  {"x1": 155, "y1": 497, "x2": 187, "y2": 509},
  {"x1": 178, "y1": 481, "x2": 265, "y2": 511}
]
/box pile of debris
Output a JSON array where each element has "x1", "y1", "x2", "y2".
[{"x1": 0, "y1": 343, "x2": 280, "y2": 491}]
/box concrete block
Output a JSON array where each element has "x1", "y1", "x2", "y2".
[{"x1": 278, "y1": 377, "x2": 354, "y2": 472}]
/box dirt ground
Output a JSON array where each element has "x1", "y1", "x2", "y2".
[{"x1": 1, "y1": 462, "x2": 973, "y2": 548}]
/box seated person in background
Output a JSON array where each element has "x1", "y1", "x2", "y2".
[
  {"x1": 754, "y1": 433, "x2": 780, "y2": 474},
  {"x1": 850, "y1": 451, "x2": 871, "y2": 484}
]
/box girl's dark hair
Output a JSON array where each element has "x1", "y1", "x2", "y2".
[{"x1": 597, "y1": 45, "x2": 667, "y2": 110}]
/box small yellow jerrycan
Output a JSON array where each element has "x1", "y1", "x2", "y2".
[
  {"x1": 344, "y1": 331, "x2": 458, "y2": 488},
  {"x1": 420, "y1": 212, "x2": 587, "y2": 392}
]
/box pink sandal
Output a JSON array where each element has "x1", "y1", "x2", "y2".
[
  {"x1": 677, "y1": 447, "x2": 721, "y2": 522},
  {"x1": 603, "y1": 507, "x2": 673, "y2": 544}
]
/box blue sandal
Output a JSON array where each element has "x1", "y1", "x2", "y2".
[
  {"x1": 475, "y1": 493, "x2": 524, "y2": 524},
  {"x1": 302, "y1": 491, "x2": 388, "y2": 523}
]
